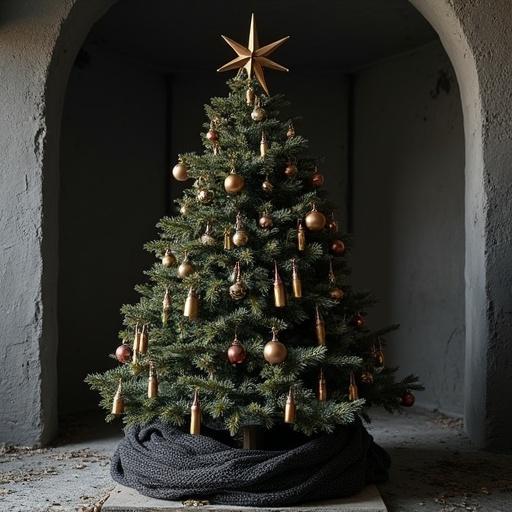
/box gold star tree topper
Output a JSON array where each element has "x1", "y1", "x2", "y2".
[{"x1": 217, "y1": 14, "x2": 289, "y2": 95}]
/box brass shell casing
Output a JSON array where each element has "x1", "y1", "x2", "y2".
[
  {"x1": 138, "y1": 325, "x2": 148, "y2": 354},
  {"x1": 162, "y1": 290, "x2": 171, "y2": 327},
  {"x1": 112, "y1": 380, "x2": 124, "y2": 415},
  {"x1": 224, "y1": 229, "x2": 233, "y2": 250},
  {"x1": 184, "y1": 287, "x2": 199, "y2": 320},
  {"x1": 297, "y1": 222, "x2": 306, "y2": 251},
  {"x1": 284, "y1": 388, "x2": 296, "y2": 424},
  {"x1": 147, "y1": 363, "x2": 158, "y2": 399},
  {"x1": 190, "y1": 390, "x2": 201, "y2": 435},
  {"x1": 348, "y1": 372, "x2": 359, "y2": 401},
  {"x1": 260, "y1": 131, "x2": 269, "y2": 158},
  {"x1": 132, "y1": 324, "x2": 140, "y2": 354},
  {"x1": 246, "y1": 87, "x2": 255, "y2": 106},
  {"x1": 318, "y1": 370, "x2": 327, "y2": 401},
  {"x1": 273, "y1": 262, "x2": 286, "y2": 308},
  {"x1": 315, "y1": 307, "x2": 326, "y2": 346},
  {"x1": 292, "y1": 260, "x2": 302, "y2": 299}
]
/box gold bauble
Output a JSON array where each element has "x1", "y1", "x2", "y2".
[
  {"x1": 229, "y1": 281, "x2": 247, "y2": 300},
  {"x1": 197, "y1": 189, "x2": 213, "y2": 204},
  {"x1": 162, "y1": 249, "x2": 176, "y2": 268},
  {"x1": 232, "y1": 228, "x2": 249, "y2": 247},
  {"x1": 201, "y1": 233, "x2": 215, "y2": 246},
  {"x1": 259, "y1": 214, "x2": 273, "y2": 229},
  {"x1": 262, "y1": 178, "x2": 273, "y2": 193},
  {"x1": 177, "y1": 258, "x2": 194, "y2": 278},
  {"x1": 172, "y1": 161, "x2": 188, "y2": 182},
  {"x1": 329, "y1": 287, "x2": 344, "y2": 301},
  {"x1": 224, "y1": 172, "x2": 245, "y2": 194},
  {"x1": 263, "y1": 339, "x2": 288, "y2": 365},
  {"x1": 180, "y1": 204, "x2": 188, "y2": 215},
  {"x1": 251, "y1": 106, "x2": 266, "y2": 122},
  {"x1": 305, "y1": 207, "x2": 326, "y2": 231}
]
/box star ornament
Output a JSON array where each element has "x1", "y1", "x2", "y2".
[{"x1": 217, "y1": 14, "x2": 289, "y2": 95}]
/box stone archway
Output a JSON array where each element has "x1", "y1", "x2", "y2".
[{"x1": 0, "y1": 0, "x2": 510, "y2": 449}]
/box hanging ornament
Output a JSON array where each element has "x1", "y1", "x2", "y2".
[
  {"x1": 172, "y1": 160, "x2": 188, "y2": 182},
  {"x1": 286, "y1": 122, "x2": 295, "y2": 139},
  {"x1": 206, "y1": 121, "x2": 219, "y2": 142},
  {"x1": 263, "y1": 328, "x2": 288, "y2": 364},
  {"x1": 201, "y1": 223, "x2": 216, "y2": 246},
  {"x1": 330, "y1": 239, "x2": 346, "y2": 256},
  {"x1": 291, "y1": 258, "x2": 302, "y2": 299},
  {"x1": 262, "y1": 176, "x2": 273, "y2": 193},
  {"x1": 327, "y1": 212, "x2": 338, "y2": 232},
  {"x1": 132, "y1": 324, "x2": 140, "y2": 357},
  {"x1": 227, "y1": 333, "x2": 247, "y2": 365},
  {"x1": 311, "y1": 166, "x2": 325, "y2": 187},
  {"x1": 259, "y1": 212, "x2": 273, "y2": 229},
  {"x1": 318, "y1": 369, "x2": 327, "y2": 401},
  {"x1": 197, "y1": 188, "x2": 213, "y2": 204},
  {"x1": 273, "y1": 261, "x2": 286, "y2": 308},
  {"x1": 224, "y1": 228, "x2": 233, "y2": 250},
  {"x1": 284, "y1": 159, "x2": 297, "y2": 177},
  {"x1": 162, "y1": 289, "x2": 171, "y2": 326},
  {"x1": 348, "y1": 372, "x2": 359, "y2": 401},
  {"x1": 224, "y1": 169, "x2": 245, "y2": 194},
  {"x1": 315, "y1": 305, "x2": 326, "y2": 346},
  {"x1": 184, "y1": 287, "x2": 199, "y2": 320},
  {"x1": 401, "y1": 391, "x2": 415, "y2": 407},
  {"x1": 361, "y1": 370, "x2": 374, "y2": 384},
  {"x1": 246, "y1": 86, "x2": 255, "y2": 106},
  {"x1": 111, "y1": 380, "x2": 124, "y2": 415},
  {"x1": 147, "y1": 361, "x2": 159, "y2": 399},
  {"x1": 297, "y1": 220, "x2": 306, "y2": 251},
  {"x1": 251, "y1": 96, "x2": 267, "y2": 121},
  {"x1": 232, "y1": 212, "x2": 249, "y2": 247},
  {"x1": 180, "y1": 202, "x2": 190, "y2": 215},
  {"x1": 138, "y1": 324, "x2": 149, "y2": 354},
  {"x1": 177, "y1": 254, "x2": 194, "y2": 278},
  {"x1": 115, "y1": 343, "x2": 132, "y2": 364},
  {"x1": 229, "y1": 262, "x2": 247, "y2": 300},
  {"x1": 352, "y1": 312, "x2": 365, "y2": 329},
  {"x1": 260, "y1": 131, "x2": 269, "y2": 158},
  {"x1": 328, "y1": 258, "x2": 344, "y2": 301},
  {"x1": 373, "y1": 339, "x2": 385, "y2": 368},
  {"x1": 305, "y1": 204, "x2": 326, "y2": 231},
  {"x1": 284, "y1": 387, "x2": 296, "y2": 424},
  {"x1": 190, "y1": 390, "x2": 201, "y2": 435},
  {"x1": 162, "y1": 248, "x2": 176, "y2": 268}
]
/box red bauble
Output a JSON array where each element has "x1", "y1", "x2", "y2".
[
  {"x1": 352, "y1": 313, "x2": 365, "y2": 329},
  {"x1": 311, "y1": 172, "x2": 325, "y2": 187},
  {"x1": 330, "y1": 239, "x2": 346, "y2": 256},
  {"x1": 401, "y1": 391, "x2": 415, "y2": 407},
  {"x1": 115, "y1": 344, "x2": 133, "y2": 364},
  {"x1": 227, "y1": 338, "x2": 247, "y2": 365},
  {"x1": 206, "y1": 129, "x2": 219, "y2": 142},
  {"x1": 284, "y1": 162, "x2": 297, "y2": 177}
]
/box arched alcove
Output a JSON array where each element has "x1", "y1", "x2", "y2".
[{"x1": 1, "y1": 0, "x2": 511, "y2": 449}]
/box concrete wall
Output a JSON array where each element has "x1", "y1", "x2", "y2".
[
  {"x1": 168, "y1": 72, "x2": 350, "y2": 220},
  {"x1": 58, "y1": 43, "x2": 168, "y2": 414},
  {"x1": 351, "y1": 41, "x2": 465, "y2": 415}
]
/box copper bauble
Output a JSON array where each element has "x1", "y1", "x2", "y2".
[
  {"x1": 284, "y1": 161, "x2": 297, "y2": 177},
  {"x1": 115, "y1": 344, "x2": 133, "y2": 364},
  {"x1": 224, "y1": 171, "x2": 245, "y2": 194},
  {"x1": 330, "y1": 239, "x2": 346, "y2": 255},
  {"x1": 263, "y1": 339, "x2": 288, "y2": 365},
  {"x1": 197, "y1": 189, "x2": 213, "y2": 204},
  {"x1": 206, "y1": 128, "x2": 219, "y2": 142},
  {"x1": 311, "y1": 171, "x2": 325, "y2": 187},
  {"x1": 233, "y1": 228, "x2": 249, "y2": 247},
  {"x1": 251, "y1": 106, "x2": 266, "y2": 122},
  {"x1": 162, "y1": 249, "x2": 176, "y2": 268},
  {"x1": 401, "y1": 391, "x2": 415, "y2": 407},
  {"x1": 259, "y1": 214, "x2": 273, "y2": 229},
  {"x1": 172, "y1": 161, "x2": 188, "y2": 182},
  {"x1": 229, "y1": 280, "x2": 247, "y2": 300},
  {"x1": 305, "y1": 206, "x2": 326, "y2": 231},
  {"x1": 329, "y1": 287, "x2": 344, "y2": 301},
  {"x1": 262, "y1": 178, "x2": 273, "y2": 193},
  {"x1": 177, "y1": 257, "x2": 194, "y2": 278},
  {"x1": 227, "y1": 336, "x2": 247, "y2": 365}
]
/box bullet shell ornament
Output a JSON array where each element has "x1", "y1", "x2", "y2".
[
  {"x1": 318, "y1": 369, "x2": 327, "y2": 401},
  {"x1": 224, "y1": 228, "x2": 233, "y2": 250},
  {"x1": 184, "y1": 287, "x2": 199, "y2": 320},
  {"x1": 147, "y1": 361, "x2": 159, "y2": 399},
  {"x1": 291, "y1": 258, "x2": 302, "y2": 299},
  {"x1": 162, "y1": 289, "x2": 171, "y2": 326},
  {"x1": 132, "y1": 324, "x2": 140, "y2": 358},
  {"x1": 305, "y1": 204, "x2": 326, "y2": 231},
  {"x1": 273, "y1": 261, "x2": 286, "y2": 308},
  {"x1": 263, "y1": 328, "x2": 288, "y2": 364},
  {"x1": 348, "y1": 372, "x2": 359, "y2": 401},
  {"x1": 284, "y1": 387, "x2": 296, "y2": 423},
  {"x1": 190, "y1": 390, "x2": 201, "y2": 435},
  {"x1": 260, "y1": 131, "x2": 269, "y2": 158},
  {"x1": 246, "y1": 86, "x2": 255, "y2": 106},
  {"x1": 297, "y1": 220, "x2": 306, "y2": 251},
  {"x1": 138, "y1": 324, "x2": 149, "y2": 354},
  {"x1": 112, "y1": 380, "x2": 124, "y2": 415}
]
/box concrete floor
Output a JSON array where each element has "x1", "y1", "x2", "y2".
[{"x1": 0, "y1": 409, "x2": 511, "y2": 512}]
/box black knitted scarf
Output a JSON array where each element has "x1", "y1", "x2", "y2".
[{"x1": 111, "y1": 419, "x2": 389, "y2": 506}]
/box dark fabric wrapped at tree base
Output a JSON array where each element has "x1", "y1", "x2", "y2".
[{"x1": 111, "y1": 420, "x2": 390, "y2": 507}]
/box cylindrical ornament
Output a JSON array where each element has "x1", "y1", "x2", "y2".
[
  {"x1": 246, "y1": 86, "x2": 255, "y2": 106},
  {"x1": 147, "y1": 362, "x2": 158, "y2": 399},
  {"x1": 162, "y1": 289, "x2": 171, "y2": 326},
  {"x1": 318, "y1": 369, "x2": 327, "y2": 401},
  {"x1": 224, "y1": 228, "x2": 233, "y2": 250},
  {"x1": 260, "y1": 131, "x2": 268, "y2": 158},
  {"x1": 297, "y1": 220, "x2": 306, "y2": 251},
  {"x1": 292, "y1": 259, "x2": 302, "y2": 299},
  {"x1": 132, "y1": 324, "x2": 140, "y2": 354},
  {"x1": 348, "y1": 372, "x2": 359, "y2": 401},
  {"x1": 315, "y1": 306, "x2": 326, "y2": 346},
  {"x1": 190, "y1": 390, "x2": 201, "y2": 435},
  {"x1": 273, "y1": 261, "x2": 286, "y2": 308},
  {"x1": 284, "y1": 387, "x2": 296, "y2": 424},
  {"x1": 112, "y1": 380, "x2": 124, "y2": 415},
  {"x1": 184, "y1": 287, "x2": 199, "y2": 320},
  {"x1": 138, "y1": 324, "x2": 148, "y2": 354}
]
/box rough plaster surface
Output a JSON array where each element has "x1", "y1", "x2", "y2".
[
  {"x1": 1, "y1": 0, "x2": 512, "y2": 448},
  {"x1": 351, "y1": 41, "x2": 465, "y2": 416}
]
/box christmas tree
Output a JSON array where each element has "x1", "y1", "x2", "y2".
[{"x1": 87, "y1": 15, "x2": 421, "y2": 445}]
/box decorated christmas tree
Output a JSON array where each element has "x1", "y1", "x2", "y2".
[{"x1": 87, "y1": 15, "x2": 421, "y2": 449}]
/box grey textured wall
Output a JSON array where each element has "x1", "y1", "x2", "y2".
[
  {"x1": 58, "y1": 44, "x2": 168, "y2": 414},
  {"x1": 351, "y1": 41, "x2": 465, "y2": 415}
]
